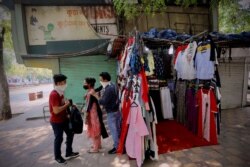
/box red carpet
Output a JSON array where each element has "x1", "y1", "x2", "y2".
[{"x1": 156, "y1": 120, "x2": 217, "y2": 154}]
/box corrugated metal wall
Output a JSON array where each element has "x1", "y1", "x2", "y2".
[
  {"x1": 60, "y1": 55, "x2": 117, "y2": 104},
  {"x1": 219, "y1": 58, "x2": 245, "y2": 109}
]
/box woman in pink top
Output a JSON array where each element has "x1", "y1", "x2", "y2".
[{"x1": 83, "y1": 77, "x2": 101, "y2": 153}]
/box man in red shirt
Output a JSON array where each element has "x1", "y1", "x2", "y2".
[{"x1": 49, "y1": 74, "x2": 79, "y2": 164}]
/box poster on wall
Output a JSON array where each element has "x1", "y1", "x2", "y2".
[{"x1": 26, "y1": 6, "x2": 118, "y2": 46}]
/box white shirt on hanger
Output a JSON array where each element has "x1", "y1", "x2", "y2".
[{"x1": 175, "y1": 41, "x2": 197, "y2": 80}]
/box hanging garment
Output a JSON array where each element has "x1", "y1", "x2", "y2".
[
  {"x1": 146, "y1": 97, "x2": 159, "y2": 160},
  {"x1": 116, "y1": 90, "x2": 131, "y2": 154},
  {"x1": 126, "y1": 105, "x2": 149, "y2": 167},
  {"x1": 161, "y1": 52, "x2": 173, "y2": 79},
  {"x1": 194, "y1": 41, "x2": 215, "y2": 80},
  {"x1": 186, "y1": 87, "x2": 198, "y2": 134},
  {"x1": 153, "y1": 54, "x2": 166, "y2": 79},
  {"x1": 130, "y1": 48, "x2": 142, "y2": 75},
  {"x1": 160, "y1": 87, "x2": 173, "y2": 119},
  {"x1": 121, "y1": 46, "x2": 133, "y2": 77},
  {"x1": 149, "y1": 90, "x2": 164, "y2": 121},
  {"x1": 175, "y1": 42, "x2": 197, "y2": 80},
  {"x1": 175, "y1": 81, "x2": 187, "y2": 124},
  {"x1": 173, "y1": 44, "x2": 188, "y2": 65},
  {"x1": 145, "y1": 51, "x2": 155, "y2": 76},
  {"x1": 139, "y1": 69, "x2": 150, "y2": 110},
  {"x1": 196, "y1": 88, "x2": 218, "y2": 144}
]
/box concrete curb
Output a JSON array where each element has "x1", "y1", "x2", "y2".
[{"x1": 26, "y1": 116, "x2": 49, "y2": 121}]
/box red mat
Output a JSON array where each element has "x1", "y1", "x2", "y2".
[{"x1": 156, "y1": 120, "x2": 217, "y2": 154}]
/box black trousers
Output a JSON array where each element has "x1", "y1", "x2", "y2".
[{"x1": 51, "y1": 121, "x2": 74, "y2": 159}]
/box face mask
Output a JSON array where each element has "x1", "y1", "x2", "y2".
[
  {"x1": 100, "y1": 81, "x2": 109, "y2": 88},
  {"x1": 54, "y1": 84, "x2": 67, "y2": 95},
  {"x1": 83, "y1": 85, "x2": 89, "y2": 90}
]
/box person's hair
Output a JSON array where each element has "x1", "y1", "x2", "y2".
[
  {"x1": 99, "y1": 72, "x2": 111, "y2": 81},
  {"x1": 53, "y1": 74, "x2": 67, "y2": 85},
  {"x1": 85, "y1": 77, "x2": 96, "y2": 87}
]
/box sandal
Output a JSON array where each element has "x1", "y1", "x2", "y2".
[{"x1": 87, "y1": 149, "x2": 99, "y2": 153}]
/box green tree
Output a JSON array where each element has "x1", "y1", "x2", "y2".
[
  {"x1": 219, "y1": 1, "x2": 250, "y2": 33},
  {"x1": 113, "y1": 0, "x2": 250, "y2": 33},
  {"x1": 113, "y1": 0, "x2": 211, "y2": 19},
  {"x1": 2, "y1": 20, "x2": 14, "y2": 72}
]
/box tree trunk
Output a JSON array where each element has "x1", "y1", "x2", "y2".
[{"x1": 0, "y1": 28, "x2": 12, "y2": 120}]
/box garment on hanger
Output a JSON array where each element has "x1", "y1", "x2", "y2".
[
  {"x1": 175, "y1": 41, "x2": 197, "y2": 80},
  {"x1": 173, "y1": 44, "x2": 188, "y2": 65},
  {"x1": 196, "y1": 88, "x2": 218, "y2": 144},
  {"x1": 130, "y1": 48, "x2": 142, "y2": 75},
  {"x1": 160, "y1": 87, "x2": 173, "y2": 119},
  {"x1": 161, "y1": 51, "x2": 173, "y2": 79},
  {"x1": 125, "y1": 104, "x2": 149, "y2": 167},
  {"x1": 121, "y1": 46, "x2": 133, "y2": 77},
  {"x1": 195, "y1": 41, "x2": 215, "y2": 80},
  {"x1": 149, "y1": 90, "x2": 164, "y2": 121},
  {"x1": 139, "y1": 70, "x2": 150, "y2": 110},
  {"x1": 153, "y1": 54, "x2": 166, "y2": 79},
  {"x1": 186, "y1": 86, "x2": 198, "y2": 134},
  {"x1": 116, "y1": 90, "x2": 131, "y2": 154},
  {"x1": 175, "y1": 80, "x2": 186, "y2": 124},
  {"x1": 145, "y1": 51, "x2": 155, "y2": 76}
]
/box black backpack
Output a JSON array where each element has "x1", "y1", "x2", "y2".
[{"x1": 68, "y1": 106, "x2": 83, "y2": 134}]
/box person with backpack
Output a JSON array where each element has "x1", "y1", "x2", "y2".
[
  {"x1": 49, "y1": 74, "x2": 79, "y2": 164},
  {"x1": 91, "y1": 72, "x2": 121, "y2": 154},
  {"x1": 83, "y1": 77, "x2": 108, "y2": 153}
]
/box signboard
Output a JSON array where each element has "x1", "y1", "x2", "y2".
[
  {"x1": 25, "y1": 6, "x2": 101, "y2": 45},
  {"x1": 81, "y1": 6, "x2": 118, "y2": 38},
  {"x1": 25, "y1": 6, "x2": 118, "y2": 46}
]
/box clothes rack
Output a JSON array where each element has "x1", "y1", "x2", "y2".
[{"x1": 183, "y1": 30, "x2": 208, "y2": 43}]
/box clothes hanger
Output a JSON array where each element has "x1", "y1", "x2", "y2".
[{"x1": 131, "y1": 94, "x2": 138, "y2": 107}]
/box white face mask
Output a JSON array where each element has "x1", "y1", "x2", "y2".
[
  {"x1": 100, "y1": 81, "x2": 109, "y2": 88},
  {"x1": 54, "y1": 84, "x2": 67, "y2": 95}
]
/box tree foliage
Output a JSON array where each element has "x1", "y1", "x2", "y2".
[
  {"x1": 113, "y1": 0, "x2": 206, "y2": 19},
  {"x1": 0, "y1": 5, "x2": 12, "y2": 120},
  {"x1": 219, "y1": 1, "x2": 250, "y2": 33},
  {"x1": 0, "y1": 8, "x2": 52, "y2": 81},
  {"x1": 113, "y1": 0, "x2": 250, "y2": 33}
]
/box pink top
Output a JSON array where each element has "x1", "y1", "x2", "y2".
[{"x1": 125, "y1": 105, "x2": 149, "y2": 167}]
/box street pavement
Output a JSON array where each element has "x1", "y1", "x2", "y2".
[{"x1": 0, "y1": 85, "x2": 250, "y2": 167}]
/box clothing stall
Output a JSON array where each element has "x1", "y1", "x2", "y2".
[{"x1": 111, "y1": 29, "x2": 250, "y2": 167}]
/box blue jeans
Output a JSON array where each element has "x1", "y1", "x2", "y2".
[
  {"x1": 107, "y1": 111, "x2": 121, "y2": 149},
  {"x1": 51, "y1": 121, "x2": 74, "y2": 159}
]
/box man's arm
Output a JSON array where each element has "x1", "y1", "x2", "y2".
[
  {"x1": 98, "y1": 87, "x2": 112, "y2": 106},
  {"x1": 52, "y1": 100, "x2": 70, "y2": 115}
]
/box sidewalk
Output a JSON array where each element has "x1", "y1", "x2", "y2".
[{"x1": 0, "y1": 100, "x2": 250, "y2": 166}]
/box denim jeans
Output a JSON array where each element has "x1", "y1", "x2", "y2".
[
  {"x1": 51, "y1": 121, "x2": 74, "y2": 159},
  {"x1": 107, "y1": 111, "x2": 121, "y2": 149}
]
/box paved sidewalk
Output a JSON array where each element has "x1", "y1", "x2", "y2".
[{"x1": 0, "y1": 101, "x2": 250, "y2": 166}]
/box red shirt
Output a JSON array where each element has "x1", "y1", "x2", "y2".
[{"x1": 49, "y1": 90, "x2": 68, "y2": 123}]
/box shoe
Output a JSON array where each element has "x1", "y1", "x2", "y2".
[
  {"x1": 55, "y1": 157, "x2": 67, "y2": 164},
  {"x1": 108, "y1": 148, "x2": 116, "y2": 154},
  {"x1": 65, "y1": 152, "x2": 79, "y2": 158}
]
